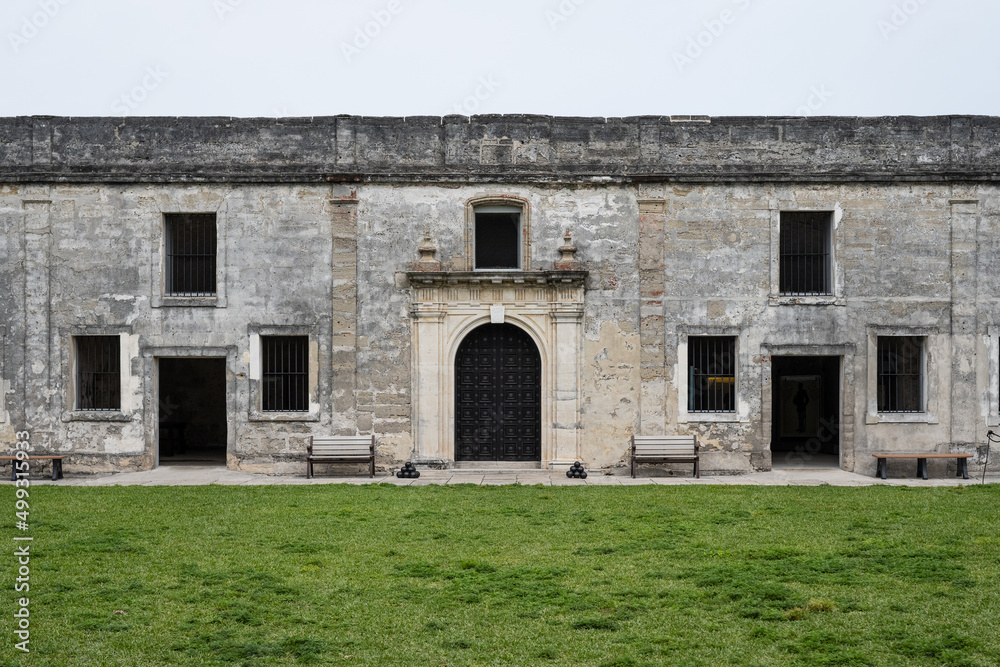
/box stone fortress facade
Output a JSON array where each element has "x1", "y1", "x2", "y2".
[{"x1": 1, "y1": 115, "x2": 998, "y2": 477}]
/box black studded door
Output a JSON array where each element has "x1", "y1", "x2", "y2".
[{"x1": 455, "y1": 324, "x2": 541, "y2": 461}]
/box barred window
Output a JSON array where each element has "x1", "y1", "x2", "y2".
[
  {"x1": 76, "y1": 336, "x2": 120, "y2": 411},
  {"x1": 877, "y1": 336, "x2": 924, "y2": 413},
  {"x1": 474, "y1": 206, "x2": 521, "y2": 270},
  {"x1": 262, "y1": 336, "x2": 309, "y2": 412},
  {"x1": 688, "y1": 336, "x2": 736, "y2": 413},
  {"x1": 780, "y1": 212, "x2": 833, "y2": 296},
  {"x1": 165, "y1": 213, "x2": 217, "y2": 296}
]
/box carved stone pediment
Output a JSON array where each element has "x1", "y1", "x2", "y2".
[
  {"x1": 406, "y1": 270, "x2": 586, "y2": 286},
  {"x1": 406, "y1": 270, "x2": 586, "y2": 309}
]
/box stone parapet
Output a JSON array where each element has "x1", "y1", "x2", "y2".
[{"x1": 1, "y1": 115, "x2": 999, "y2": 184}]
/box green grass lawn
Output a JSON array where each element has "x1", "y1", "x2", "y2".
[{"x1": 2, "y1": 483, "x2": 1000, "y2": 666}]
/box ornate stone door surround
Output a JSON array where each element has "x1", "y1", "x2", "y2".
[{"x1": 407, "y1": 270, "x2": 586, "y2": 469}]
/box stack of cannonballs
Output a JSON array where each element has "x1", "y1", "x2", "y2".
[
  {"x1": 566, "y1": 461, "x2": 588, "y2": 479},
  {"x1": 396, "y1": 462, "x2": 420, "y2": 479}
]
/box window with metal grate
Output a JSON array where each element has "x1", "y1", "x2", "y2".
[
  {"x1": 688, "y1": 336, "x2": 736, "y2": 413},
  {"x1": 779, "y1": 212, "x2": 832, "y2": 296},
  {"x1": 877, "y1": 336, "x2": 924, "y2": 412},
  {"x1": 76, "y1": 336, "x2": 120, "y2": 411},
  {"x1": 165, "y1": 213, "x2": 217, "y2": 296},
  {"x1": 474, "y1": 207, "x2": 520, "y2": 269},
  {"x1": 262, "y1": 336, "x2": 309, "y2": 412}
]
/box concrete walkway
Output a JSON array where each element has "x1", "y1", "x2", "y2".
[{"x1": 25, "y1": 464, "x2": 1000, "y2": 487}]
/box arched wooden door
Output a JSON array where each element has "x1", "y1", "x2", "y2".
[{"x1": 455, "y1": 324, "x2": 541, "y2": 461}]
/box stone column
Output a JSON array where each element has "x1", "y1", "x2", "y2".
[
  {"x1": 22, "y1": 196, "x2": 53, "y2": 444},
  {"x1": 638, "y1": 199, "x2": 667, "y2": 435},
  {"x1": 411, "y1": 308, "x2": 446, "y2": 465},
  {"x1": 327, "y1": 195, "x2": 359, "y2": 433},
  {"x1": 949, "y1": 198, "x2": 980, "y2": 456},
  {"x1": 549, "y1": 309, "x2": 583, "y2": 469}
]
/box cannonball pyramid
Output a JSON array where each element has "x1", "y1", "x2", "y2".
[
  {"x1": 566, "y1": 461, "x2": 587, "y2": 479},
  {"x1": 396, "y1": 461, "x2": 420, "y2": 479}
]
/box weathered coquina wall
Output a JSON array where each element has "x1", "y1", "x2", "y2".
[
  {"x1": 0, "y1": 183, "x2": 360, "y2": 473},
  {"x1": 1, "y1": 115, "x2": 998, "y2": 476}
]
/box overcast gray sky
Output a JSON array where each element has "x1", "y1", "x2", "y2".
[{"x1": 0, "y1": 0, "x2": 995, "y2": 118}]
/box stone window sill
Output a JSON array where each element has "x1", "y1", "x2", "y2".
[
  {"x1": 62, "y1": 411, "x2": 132, "y2": 422},
  {"x1": 678, "y1": 413, "x2": 746, "y2": 424},
  {"x1": 156, "y1": 296, "x2": 226, "y2": 308},
  {"x1": 769, "y1": 296, "x2": 845, "y2": 307},
  {"x1": 249, "y1": 411, "x2": 320, "y2": 423},
  {"x1": 866, "y1": 412, "x2": 939, "y2": 425}
]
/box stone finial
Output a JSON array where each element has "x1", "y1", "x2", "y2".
[
  {"x1": 415, "y1": 230, "x2": 441, "y2": 272},
  {"x1": 555, "y1": 229, "x2": 581, "y2": 271}
]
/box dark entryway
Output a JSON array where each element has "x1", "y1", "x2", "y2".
[
  {"x1": 158, "y1": 358, "x2": 227, "y2": 465},
  {"x1": 771, "y1": 356, "x2": 840, "y2": 465},
  {"x1": 455, "y1": 324, "x2": 541, "y2": 462}
]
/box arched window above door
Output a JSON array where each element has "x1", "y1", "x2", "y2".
[{"x1": 465, "y1": 195, "x2": 531, "y2": 271}]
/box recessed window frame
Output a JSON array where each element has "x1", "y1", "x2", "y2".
[
  {"x1": 464, "y1": 195, "x2": 531, "y2": 272},
  {"x1": 473, "y1": 205, "x2": 522, "y2": 270},
  {"x1": 152, "y1": 207, "x2": 228, "y2": 309},
  {"x1": 779, "y1": 211, "x2": 834, "y2": 296},
  {"x1": 61, "y1": 327, "x2": 135, "y2": 422},
  {"x1": 865, "y1": 327, "x2": 939, "y2": 425},
  {"x1": 75, "y1": 335, "x2": 122, "y2": 411},
  {"x1": 769, "y1": 203, "x2": 844, "y2": 306},
  {"x1": 164, "y1": 213, "x2": 218, "y2": 297},
  {"x1": 876, "y1": 335, "x2": 925, "y2": 413},
  {"x1": 248, "y1": 325, "x2": 320, "y2": 422},
  {"x1": 677, "y1": 329, "x2": 748, "y2": 424},
  {"x1": 687, "y1": 336, "x2": 737, "y2": 414},
  {"x1": 261, "y1": 335, "x2": 310, "y2": 413}
]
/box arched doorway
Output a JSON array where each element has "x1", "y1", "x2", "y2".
[{"x1": 455, "y1": 324, "x2": 541, "y2": 461}]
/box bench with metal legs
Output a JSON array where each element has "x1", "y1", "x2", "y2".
[
  {"x1": 872, "y1": 452, "x2": 971, "y2": 480},
  {"x1": 0, "y1": 455, "x2": 66, "y2": 481}
]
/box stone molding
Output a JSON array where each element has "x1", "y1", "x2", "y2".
[
  {"x1": 408, "y1": 270, "x2": 587, "y2": 469},
  {"x1": 406, "y1": 270, "x2": 586, "y2": 290}
]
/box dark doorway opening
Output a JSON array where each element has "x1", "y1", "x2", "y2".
[
  {"x1": 771, "y1": 356, "x2": 840, "y2": 467},
  {"x1": 455, "y1": 324, "x2": 541, "y2": 462},
  {"x1": 158, "y1": 358, "x2": 227, "y2": 465}
]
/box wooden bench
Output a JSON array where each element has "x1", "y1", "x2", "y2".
[
  {"x1": 631, "y1": 435, "x2": 700, "y2": 478},
  {"x1": 307, "y1": 435, "x2": 375, "y2": 478},
  {"x1": 872, "y1": 452, "x2": 972, "y2": 480},
  {"x1": 0, "y1": 455, "x2": 66, "y2": 481}
]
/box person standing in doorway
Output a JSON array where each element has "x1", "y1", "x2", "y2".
[{"x1": 793, "y1": 383, "x2": 810, "y2": 433}]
